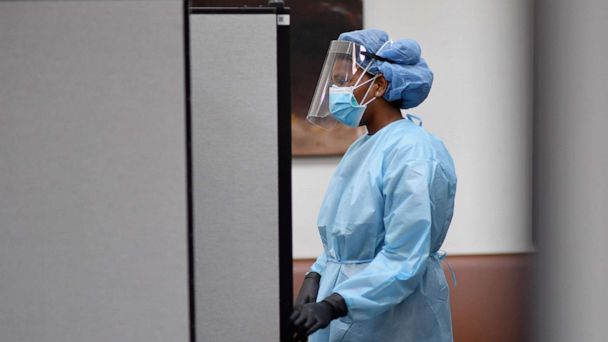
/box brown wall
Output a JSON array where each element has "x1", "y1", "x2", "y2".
[{"x1": 293, "y1": 254, "x2": 533, "y2": 342}]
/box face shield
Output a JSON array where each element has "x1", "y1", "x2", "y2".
[{"x1": 306, "y1": 40, "x2": 378, "y2": 129}]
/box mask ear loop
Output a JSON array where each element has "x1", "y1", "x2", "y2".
[{"x1": 359, "y1": 76, "x2": 378, "y2": 105}]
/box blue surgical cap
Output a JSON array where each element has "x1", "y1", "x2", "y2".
[{"x1": 338, "y1": 29, "x2": 433, "y2": 109}]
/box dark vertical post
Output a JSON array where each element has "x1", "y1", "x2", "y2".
[
  {"x1": 182, "y1": 1, "x2": 196, "y2": 342},
  {"x1": 273, "y1": 2, "x2": 294, "y2": 341}
]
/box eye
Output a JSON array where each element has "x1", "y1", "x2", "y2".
[{"x1": 332, "y1": 74, "x2": 348, "y2": 86}]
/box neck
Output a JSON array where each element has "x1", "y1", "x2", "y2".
[{"x1": 362, "y1": 100, "x2": 404, "y2": 135}]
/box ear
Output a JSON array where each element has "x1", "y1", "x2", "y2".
[{"x1": 374, "y1": 74, "x2": 388, "y2": 98}]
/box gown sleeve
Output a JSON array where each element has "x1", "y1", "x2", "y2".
[
  {"x1": 309, "y1": 250, "x2": 328, "y2": 275},
  {"x1": 333, "y1": 149, "x2": 436, "y2": 322}
]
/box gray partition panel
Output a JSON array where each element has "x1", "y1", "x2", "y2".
[
  {"x1": 0, "y1": 1, "x2": 189, "y2": 341},
  {"x1": 189, "y1": 13, "x2": 280, "y2": 341},
  {"x1": 534, "y1": 0, "x2": 608, "y2": 340}
]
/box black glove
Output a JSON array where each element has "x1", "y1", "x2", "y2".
[
  {"x1": 290, "y1": 293, "x2": 347, "y2": 340},
  {"x1": 294, "y1": 272, "x2": 321, "y2": 309}
]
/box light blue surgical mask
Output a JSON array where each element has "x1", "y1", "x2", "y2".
[{"x1": 328, "y1": 75, "x2": 378, "y2": 128}]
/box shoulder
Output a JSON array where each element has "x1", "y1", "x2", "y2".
[
  {"x1": 383, "y1": 123, "x2": 457, "y2": 180},
  {"x1": 383, "y1": 123, "x2": 437, "y2": 162}
]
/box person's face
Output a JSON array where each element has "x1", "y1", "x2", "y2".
[
  {"x1": 330, "y1": 57, "x2": 356, "y2": 87},
  {"x1": 331, "y1": 58, "x2": 376, "y2": 104}
]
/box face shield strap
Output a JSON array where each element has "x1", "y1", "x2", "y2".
[
  {"x1": 352, "y1": 39, "x2": 393, "y2": 104},
  {"x1": 355, "y1": 39, "x2": 392, "y2": 78},
  {"x1": 361, "y1": 51, "x2": 395, "y2": 64}
]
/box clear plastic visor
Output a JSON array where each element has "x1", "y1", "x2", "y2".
[{"x1": 306, "y1": 40, "x2": 374, "y2": 128}]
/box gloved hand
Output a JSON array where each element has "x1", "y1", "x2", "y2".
[
  {"x1": 294, "y1": 272, "x2": 321, "y2": 310},
  {"x1": 290, "y1": 293, "x2": 347, "y2": 340}
]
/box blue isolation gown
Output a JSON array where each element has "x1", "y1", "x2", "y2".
[{"x1": 309, "y1": 117, "x2": 457, "y2": 342}]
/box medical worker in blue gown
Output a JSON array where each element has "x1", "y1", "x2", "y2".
[{"x1": 290, "y1": 29, "x2": 457, "y2": 342}]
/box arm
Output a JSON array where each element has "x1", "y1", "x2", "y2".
[
  {"x1": 333, "y1": 156, "x2": 436, "y2": 322},
  {"x1": 309, "y1": 250, "x2": 328, "y2": 275},
  {"x1": 293, "y1": 246, "x2": 327, "y2": 309}
]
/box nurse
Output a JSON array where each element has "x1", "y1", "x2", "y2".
[{"x1": 290, "y1": 29, "x2": 457, "y2": 341}]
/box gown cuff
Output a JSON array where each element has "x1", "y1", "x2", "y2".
[{"x1": 322, "y1": 293, "x2": 348, "y2": 318}]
